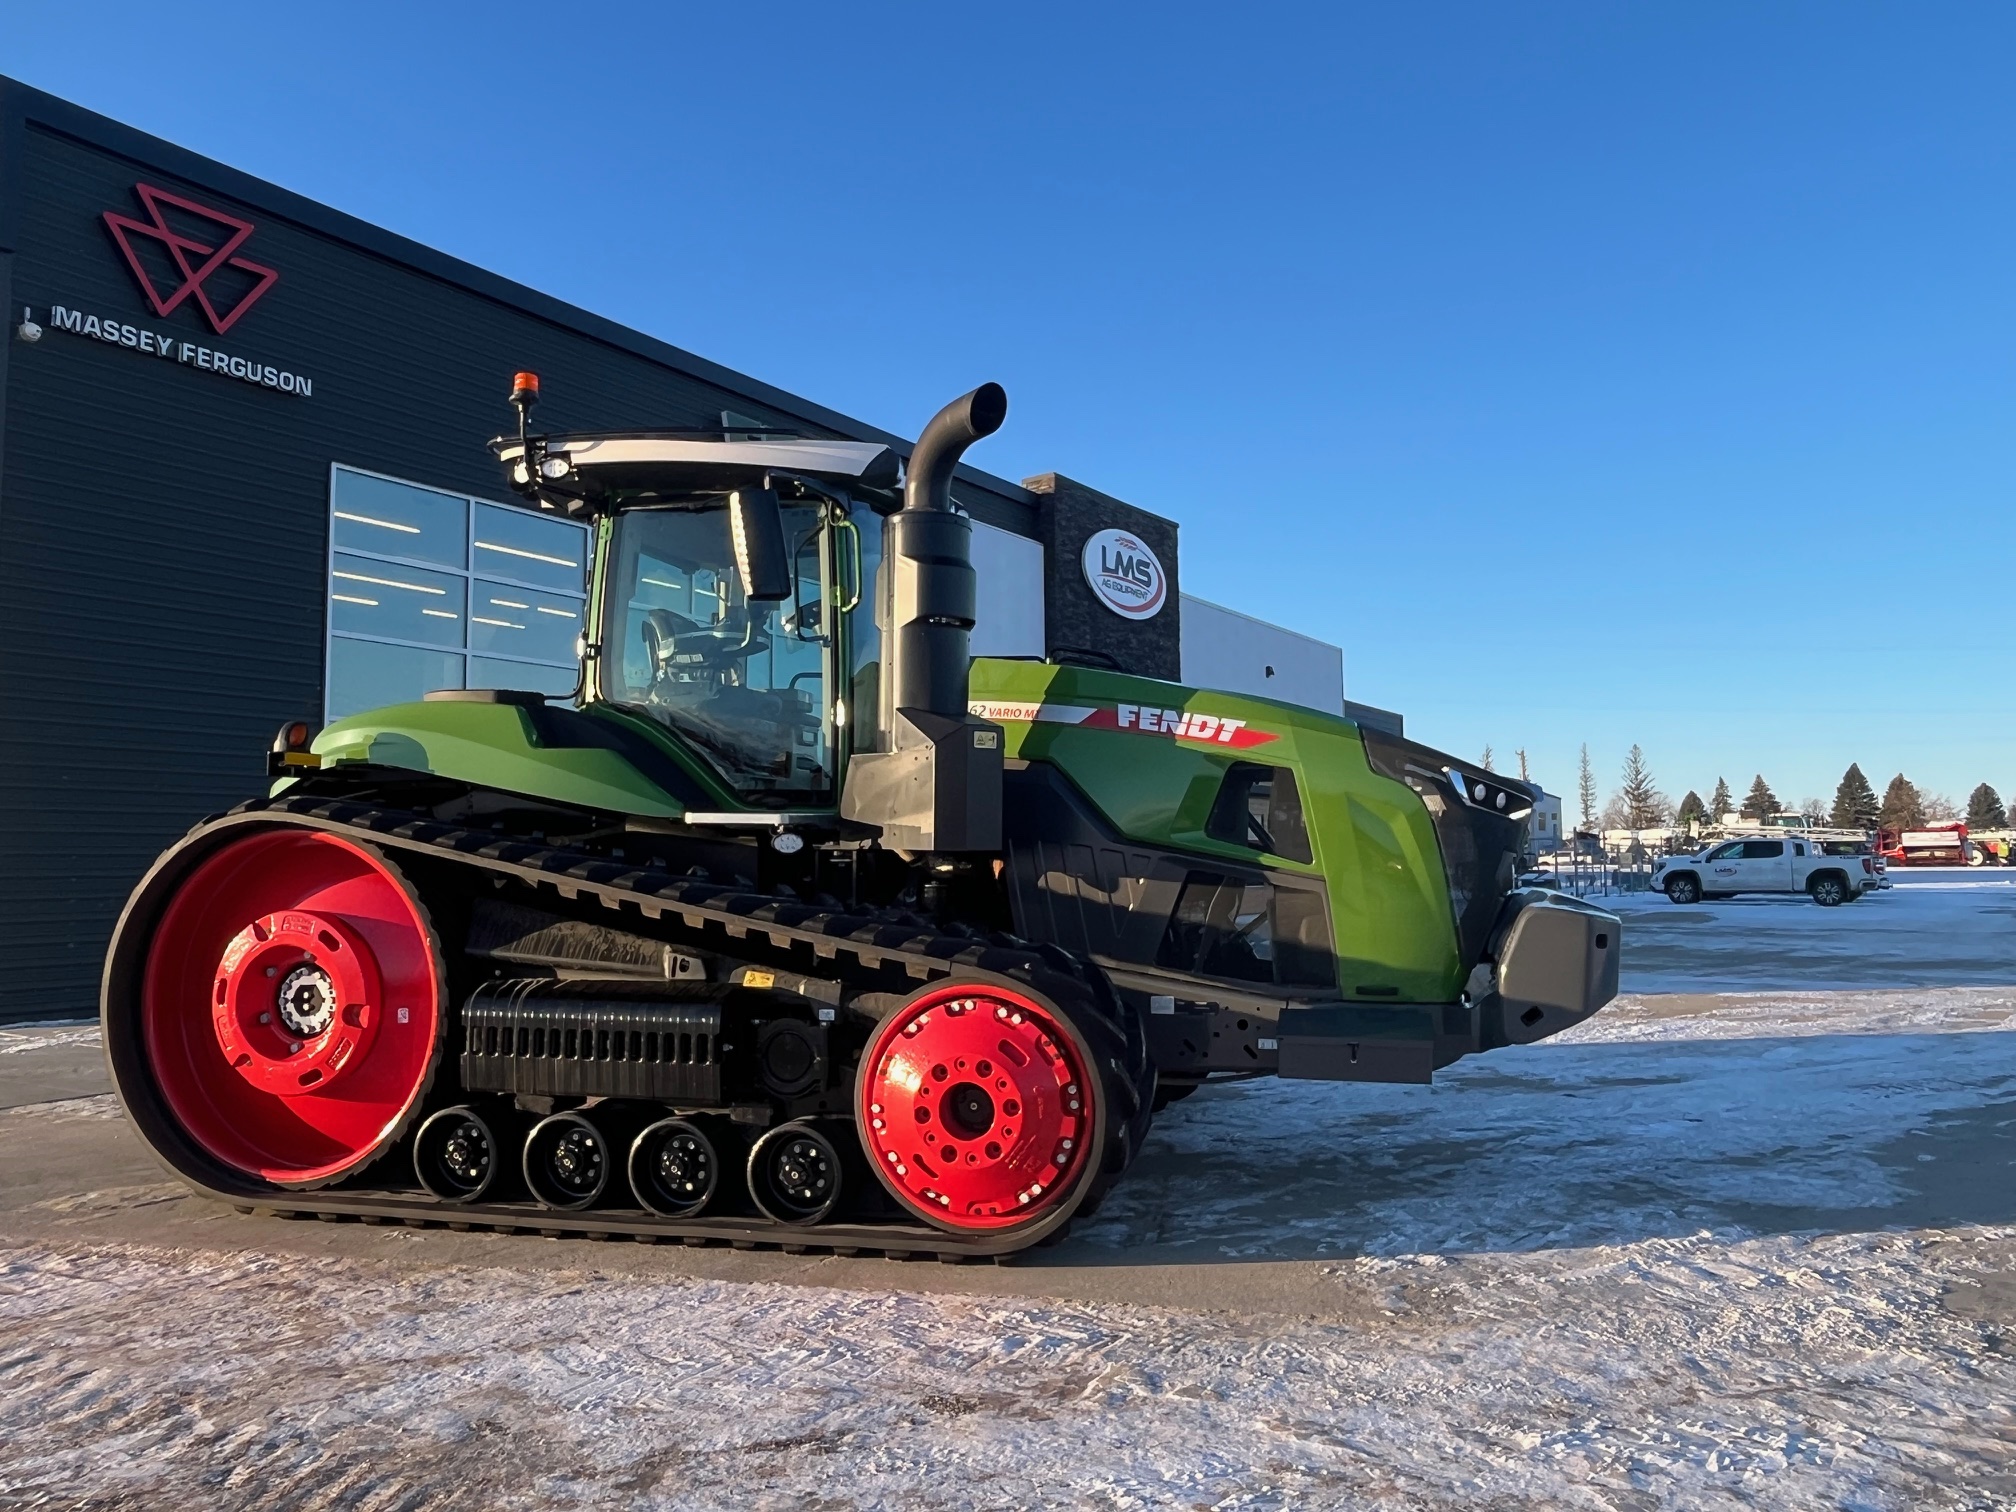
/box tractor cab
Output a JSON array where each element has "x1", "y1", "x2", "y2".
[{"x1": 492, "y1": 405, "x2": 899, "y2": 808}]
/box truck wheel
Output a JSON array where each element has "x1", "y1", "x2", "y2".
[
  {"x1": 1664, "y1": 875, "x2": 1701, "y2": 905},
  {"x1": 1810, "y1": 875, "x2": 1847, "y2": 907}
]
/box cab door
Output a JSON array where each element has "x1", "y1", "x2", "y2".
[
  {"x1": 1701, "y1": 840, "x2": 1745, "y2": 891},
  {"x1": 1738, "y1": 838, "x2": 1788, "y2": 889}
]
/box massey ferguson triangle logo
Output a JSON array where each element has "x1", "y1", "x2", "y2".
[{"x1": 102, "y1": 183, "x2": 278, "y2": 334}]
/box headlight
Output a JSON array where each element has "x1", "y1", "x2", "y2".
[{"x1": 1443, "y1": 768, "x2": 1534, "y2": 822}]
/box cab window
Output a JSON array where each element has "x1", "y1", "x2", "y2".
[
  {"x1": 602, "y1": 505, "x2": 831, "y2": 799},
  {"x1": 1741, "y1": 840, "x2": 1785, "y2": 859},
  {"x1": 1206, "y1": 763, "x2": 1313, "y2": 864},
  {"x1": 1705, "y1": 842, "x2": 1743, "y2": 862}
]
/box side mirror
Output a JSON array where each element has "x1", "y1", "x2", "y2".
[{"x1": 729, "y1": 488, "x2": 792, "y2": 602}]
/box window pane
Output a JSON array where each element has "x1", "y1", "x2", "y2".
[
  {"x1": 328, "y1": 638, "x2": 463, "y2": 718},
  {"x1": 469, "y1": 657, "x2": 579, "y2": 701},
  {"x1": 473, "y1": 502, "x2": 589, "y2": 592},
  {"x1": 1156, "y1": 871, "x2": 1334, "y2": 987},
  {"x1": 331, "y1": 552, "x2": 466, "y2": 646},
  {"x1": 469, "y1": 579, "x2": 584, "y2": 663},
  {"x1": 602, "y1": 505, "x2": 831, "y2": 798},
  {"x1": 332, "y1": 471, "x2": 467, "y2": 567}
]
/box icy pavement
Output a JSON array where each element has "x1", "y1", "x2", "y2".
[
  {"x1": 1080, "y1": 986, "x2": 2016, "y2": 1261},
  {"x1": 1611, "y1": 871, "x2": 2016, "y2": 994},
  {"x1": 2, "y1": 888, "x2": 2014, "y2": 1507},
  {"x1": 3, "y1": 1221, "x2": 2014, "y2": 1510}
]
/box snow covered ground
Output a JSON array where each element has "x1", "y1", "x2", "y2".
[
  {"x1": 1601, "y1": 867, "x2": 2016, "y2": 995},
  {"x1": 2, "y1": 883, "x2": 2013, "y2": 1508}
]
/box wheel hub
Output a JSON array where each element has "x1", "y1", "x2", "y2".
[
  {"x1": 772, "y1": 1136, "x2": 831, "y2": 1204},
  {"x1": 656, "y1": 1135, "x2": 709, "y2": 1196},
  {"x1": 549, "y1": 1129, "x2": 602, "y2": 1193},
  {"x1": 211, "y1": 911, "x2": 382, "y2": 1097},
  {"x1": 276, "y1": 964, "x2": 336, "y2": 1038},
  {"x1": 440, "y1": 1121, "x2": 490, "y2": 1184},
  {"x1": 858, "y1": 986, "x2": 1095, "y2": 1231}
]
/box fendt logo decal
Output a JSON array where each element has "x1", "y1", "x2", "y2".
[
  {"x1": 970, "y1": 700, "x2": 1278, "y2": 750},
  {"x1": 103, "y1": 183, "x2": 279, "y2": 334}
]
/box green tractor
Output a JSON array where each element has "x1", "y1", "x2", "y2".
[{"x1": 102, "y1": 378, "x2": 1619, "y2": 1257}]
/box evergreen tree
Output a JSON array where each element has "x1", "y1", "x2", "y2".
[
  {"x1": 1481, "y1": 745, "x2": 1495, "y2": 773},
  {"x1": 1578, "y1": 744, "x2": 1597, "y2": 829},
  {"x1": 1966, "y1": 783, "x2": 2008, "y2": 831},
  {"x1": 1619, "y1": 745, "x2": 1666, "y2": 829},
  {"x1": 1830, "y1": 764, "x2": 1879, "y2": 830},
  {"x1": 1709, "y1": 776, "x2": 1733, "y2": 821},
  {"x1": 1676, "y1": 790, "x2": 1706, "y2": 827},
  {"x1": 1879, "y1": 773, "x2": 1925, "y2": 832},
  {"x1": 1740, "y1": 773, "x2": 1779, "y2": 821}
]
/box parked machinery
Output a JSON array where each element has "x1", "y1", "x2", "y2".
[{"x1": 102, "y1": 378, "x2": 1620, "y2": 1258}]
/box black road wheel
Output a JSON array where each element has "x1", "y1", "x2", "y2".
[
  {"x1": 630, "y1": 1117, "x2": 724, "y2": 1218},
  {"x1": 414, "y1": 1105, "x2": 513, "y2": 1202},
  {"x1": 1810, "y1": 875, "x2": 1847, "y2": 907},
  {"x1": 1664, "y1": 874, "x2": 1702, "y2": 905},
  {"x1": 748, "y1": 1119, "x2": 845, "y2": 1226},
  {"x1": 524, "y1": 1112, "x2": 612, "y2": 1210}
]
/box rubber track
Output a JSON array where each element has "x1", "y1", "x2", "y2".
[{"x1": 131, "y1": 794, "x2": 1154, "y2": 1261}]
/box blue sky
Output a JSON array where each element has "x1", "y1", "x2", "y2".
[{"x1": 7, "y1": 4, "x2": 2011, "y2": 814}]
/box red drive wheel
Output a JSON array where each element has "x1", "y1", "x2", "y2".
[
  {"x1": 857, "y1": 981, "x2": 1105, "y2": 1235},
  {"x1": 137, "y1": 828, "x2": 443, "y2": 1188}
]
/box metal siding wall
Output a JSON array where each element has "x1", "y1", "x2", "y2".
[{"x1": 0, "y1": 122, "x2": 1027, "y2": 1021}]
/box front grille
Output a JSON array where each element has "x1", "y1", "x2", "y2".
[
  {"x1": 1360, "y1": 727, "x2": 1529, "y2": 970},
  {"x1": 461, "y1": 978, "x2": 726, "y2": 1102}
]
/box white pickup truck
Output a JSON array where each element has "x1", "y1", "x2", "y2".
[{"x1": 1653, "y1": 835, "x2": 1880, "y2": 906}]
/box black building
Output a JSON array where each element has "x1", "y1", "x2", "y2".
[{"x1": 0, "y1": 77, "x2": 1191, "y2": 1023}]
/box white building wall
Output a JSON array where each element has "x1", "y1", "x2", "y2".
[
  {"x1": 1179, "y1": 593, "x2": 1343, "y2": 713},
  {"x1": 1529, "y1": 789, "x2": 1565, "y2": 852},
  {"x1": 969, "y1": 519, "x2": 1046, "y2": 658}
]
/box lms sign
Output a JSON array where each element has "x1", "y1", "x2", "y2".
[{"x1": 1080, "y1": 528, "x2": 1166, "y2": 621}]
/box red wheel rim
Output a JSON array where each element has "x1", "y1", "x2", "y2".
[
  {"x1": 858, "y1": 983, "x2": 1097, "y2": 1231},
  {"x1": 140, "y1": 829, "x2": 442, "y2": 1186}
]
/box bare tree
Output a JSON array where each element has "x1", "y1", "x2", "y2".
[
  {"x1": 1922, "y1": 791, "x2": 1962, "y2": 824},
  {"x1": 1481, "y1": 745, "x2": 1495, "y2": 773},
  {"x1": 1516, "y1": 748, "x2": 1530, "y2": 782},
  {"x1": 1799, "y1": 796, "x2": 1828, "y2": 824}
]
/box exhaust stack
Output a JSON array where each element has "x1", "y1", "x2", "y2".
[{"x1": 839, "y1": 384, "x2": 1009, "y2": 852}]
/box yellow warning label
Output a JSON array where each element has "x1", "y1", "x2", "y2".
[{"x1": 743, "y1": 970, "x2": 776, "y2": 989}]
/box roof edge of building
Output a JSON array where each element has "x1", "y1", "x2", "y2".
[{"x1": 0, "y1": 74, "x2": 1031, "y2": 508}]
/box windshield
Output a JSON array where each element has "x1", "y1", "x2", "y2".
[{"x1": 601, "y1": 505, "x2": 831, "y2": 800}]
